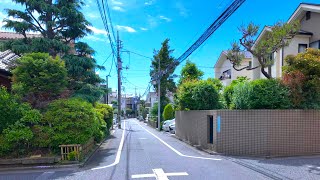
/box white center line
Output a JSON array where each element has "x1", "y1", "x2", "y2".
[
  {"x1": 131, "y1": 168, "x2": 188, "y2": 179},
  {"x1": 134, "y1": 120, "x2": 222, "y2": 161},
  {"x1": 153, "y1": 168, "x2": 169, "y2": 180},
  {"x1": 91, "y1": 121, "x2": 126, "y2": 170}
]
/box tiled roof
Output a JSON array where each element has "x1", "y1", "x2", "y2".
[
  {"x1": 0, "y1": 31, "x2": 41, "y2": 40},
  {"x1": 0, "y1": 50, "x2": 19, "y2": 71}
]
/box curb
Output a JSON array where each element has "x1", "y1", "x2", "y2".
[{"x1": 0, "y1": 127, "x2": 117, "y2": 172}]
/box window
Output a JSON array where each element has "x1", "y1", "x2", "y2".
[
  {"x1": 310, "y1": 41, "x2": 320, "y2": 49},
  {"x1": 306, "y1": 11, "x2": 311, "y2": 20},
  {"x1": 298, "y1": 44, "x2": 308, "y2": 53}
]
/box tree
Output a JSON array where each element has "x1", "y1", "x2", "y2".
[
  {"x1": 64, "y1": 42, "x2": 105, "y2": 102},
  {"x1": 3, "y1": 0, "x2": 91, "y2": 56},
  {"x1": 163, "y1": 104, "x2": 174, "y2": 120},
  {"x1": 12, "y1": 53, "x2": 67, "y2": 108},
  {"x1": 223, "y1": 76, "x2": 249, "y2": 109},
  {"x1": 226, "y1": 21, "x2": 300, "y2": 79},
  {"x1": 150, "y1": 39, "x2": 176, "y2": 117},
  {"x1": 179, "y1": 60, "x2": 204, "y2": 84}
]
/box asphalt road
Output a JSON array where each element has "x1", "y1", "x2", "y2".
[{"x1": 0, "y1": 119, "x2": 271, "y2": 180}]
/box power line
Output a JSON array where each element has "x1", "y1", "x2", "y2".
[
  {"x1": 123, "y1": 49, "x2": 153, "y2": 60},
  {"x1": 154, "y1": 0, "x2": 246, "y2": 79},
  {"x1": 101, "y1": 52, "x2": 113, "y2": 66},
  {"x1": 104, "y1": 0, "x2": 116, "y2": 43}
]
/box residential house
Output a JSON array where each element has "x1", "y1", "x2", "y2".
[
  {"x1": 0, "y1": 32, "x2": 41, "y2": 89},
  {"x1": 252, "y1": 3, "x2": 320, "y2": 79},
  {"x1": 145, "y1": 92, "x2": 157, "y2": 113},
  {"x1": 214, "y1": 51, "x2": 253, "y2": 86}
]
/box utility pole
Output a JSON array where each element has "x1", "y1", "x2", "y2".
[
  {"x1": 135, "y1": 87, "x2": 137, "y2": 118},
  {"x1": 117, "y1": 31, "x2": 122, "y2": 129},
  {"x1": 157, "y1": 58, "x2": 161, "y2": 131},
  {"x1": 106, "y1": 75, "x2": 109, "y2": 104}
]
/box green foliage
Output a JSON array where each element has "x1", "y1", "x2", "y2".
[
  {"x1": 126, "y1": 108, "x2": 133, "y2": 115},
  {"x1": 64, "y1": 42, "x2": 104, "y2": 91},
  {"x1": 283, "y1": 48, "x2": 320, "y2": 109},
  {"x1": 72, "y1": 84, "x2": 105, "y2": 104},
  {"x1": 179, "y1": 60, "x2": 203, "y2": 84},
  {"x1": 12, "y1": 53, "x2": 67, "y2": 108},
  {"x1": 67, "y1": 151, "x2": 79, "y2": 161},
  {"x1": 175, "y1": 80, "x2": 221, "y2": 110},
  {"x1": 151, "y1": 102, "x2": 158, "y2": 117},
  {"x1": 207, "y1": 78, "x2": 223, "y2": 91},
  {"x1": 3, "y1": 0, "x2": 91, "y2": 56},
  {"x1": 223, "y1": 76, "x2": 249, "y2": 109},
  {"x1": 95, "y1": 103, "x2": 113, "y2": 130},
  {"x1": 43, "y1": 98, "x2": 100, "y2": 150},
  {"x1": 232, "y1": 79, "x2": 291, "y2": 109},
  {"x1": 227, "y1": 21, "x2": 300, "y2": 78},
  {"x1": 150, "y1": 39, "x2": 176, "y2": 115},
  {"x1": 163, "y1": 104, "x2": 175, "y2": 120}
]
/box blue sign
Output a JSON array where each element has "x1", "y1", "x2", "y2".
[{"x1": 217, "y1": 116, "x2": 221, "y2": 133}]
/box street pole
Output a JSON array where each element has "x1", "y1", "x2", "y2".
[
  {"x1": 135, "y1": 87, "x2": 137, "y2": 118},
  {"x1": 106, "y1": 75, "x2": 109, "y2": 104},
  {"x1": 117, "y1": 31, "x2": 122, "y2": 129},
  {"x1": 157, "y1": 58, "x2": 161, "y2": 131}
]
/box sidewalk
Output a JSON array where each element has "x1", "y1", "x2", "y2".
[{"x1": 231, "y1": 155, "x2": 320, "y2": 180}]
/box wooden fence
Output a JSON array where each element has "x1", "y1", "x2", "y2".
[{"x1": 59, "y1": 138, "x2": 95, "y2": 161}]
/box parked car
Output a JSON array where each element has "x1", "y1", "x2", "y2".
[
  {"x1": 163, "y1": 119, "x2": 175, "y2": 132},
  {"x1": 169, "y1": 121, "x2": 175, "y2": 134}
]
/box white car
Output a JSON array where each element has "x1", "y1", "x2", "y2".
[
  {"x1": 169, "y1": 121, "x2": 175, "y2": 134},
  {"x1": 162, "y1": 119, "x2": 174, "y2": 132}
]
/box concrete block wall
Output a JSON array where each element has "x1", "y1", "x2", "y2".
[{"x1": 176, "y1": 110, "x2": 320, "y2": 157}]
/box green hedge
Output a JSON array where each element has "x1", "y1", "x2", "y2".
[
  {"x1": 175, "y1": 80, "x2": 221, "y2": 110},
  {"x1": 43, "y1": 98, "x2": 103, "y2": 150},
  {"x1": 232, "y1": 79, "x2": 291, "y2": 109}
]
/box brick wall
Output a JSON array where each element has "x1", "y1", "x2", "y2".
[{"x1": 176, "y1": 110, "x2": 320, "y2": 157}]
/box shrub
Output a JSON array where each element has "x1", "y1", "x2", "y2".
[
  {"x1": 222, "y1": 76, "x2": 249, "y2": 109},
  {"x1": 163, "y1": 104, "x2": 174, "y2": 120},
  {"x1": 67, "y1": 151, "x2": 79, "y2": 161},
  {"x1": 95, "y1": 103, "x2": 113, "y2": 130},
  {"x1": 12, "y1": 53, "x2": 67, "y2": 108},
  {"x1": 283, "y1": 49, "x2": 320, "y2": 109},
  {"x1": 232, "y1": 79, "x2": 291, "y2": 109},
  {"x1": 175, "y1": 80, "x2": 221, "y2": 110},
  {"x1": 0, "y1": 87, "x2": 24, "y2": 132},
  {"x1": 43, "y1": 98, "x2": 100, "y2": 150}
]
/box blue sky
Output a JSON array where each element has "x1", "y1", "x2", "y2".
[{"x1": 1, "y1": 0, "x2": 320, "y2": 97}]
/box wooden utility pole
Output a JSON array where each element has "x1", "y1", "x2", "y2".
[{"x1": 117, "y1": 31, "x2": 122, "y2": 129}]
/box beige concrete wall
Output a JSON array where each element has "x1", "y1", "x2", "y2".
[
  {"x1": 176, "y1": 110, "x2": 320, "y2": 157},
  {"x1": 300, "y1": 12, "x2": 320, "y2": 43}
]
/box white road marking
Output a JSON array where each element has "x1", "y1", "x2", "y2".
[
  {"x1": 131, "y1": 174, "x2": 156, "y2": 178},
  {"x1": 131, "y1": 168, "x2": 188, "y2": 179},
  {"x1": 153, "y1": 168, "x2": 169, "y2": 180},
  {"x1": 91, "y1": 121, "x2": 126, "y2": 170},
  {"x1": 139, "y1": 138, "x2": 148, "y2": 140},
  {"x1": 134, "y1": 121, "x2": 222, "y2": 161}
]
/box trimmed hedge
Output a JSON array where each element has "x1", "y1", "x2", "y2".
[
  {"x1": 232, "y1": 79, "x2": 291, "y2": 109},
  {"x1": 163, "y1": 104, "x2": 174, "y2": 120},
  {"x1": 175, "y1": 80, "x2": 221, "y2": 110}
]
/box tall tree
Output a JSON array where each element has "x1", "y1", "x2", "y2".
[
  {"x1": 226, "y1": 21, "x2": 300, "y2": 79},
  {"x1": 150, "y1": 39, "x2": 176, "y2": 115},
  {"x1": 3, "y1": 0, "x2": 91, "y2": 56},
  {"x1": 179, "y1": 60, "x2": 203, "y2": 84}
]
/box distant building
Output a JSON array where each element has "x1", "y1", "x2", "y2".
[{"x1": 214, "y1": 51, "x2": 253, "y2": 86}]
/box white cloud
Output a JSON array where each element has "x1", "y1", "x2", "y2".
[
  {"x1": 140, "y1": 27, "x2": 148, "y2": 31},
  {"x1": 144, "y1": 0, "x2": 155, "y2": 6},
  {"x1": 159, "y1": 15, "x2": 171, "y2": 22},
  {"x1": 116, "y1": 25, "x2": 136, "y2": 33},
  {"x1": 83, "y1": 35, "x2": 105, "y2": 42},
  {"x1": 87, "y1": 26, "x2": 109, "y2": 36},
  {"x1": 0, "y1": 0, "x2": 11, "y2": 4},
  {"x1": 111, "y1": 0, "x2": 123, "y2": 6},
  {"x1": 87, "y1": 13, "x2": 99, "y2": 19},
  {"x1": 112, "y1": 6, "x2": 125, "y2": 12}
]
